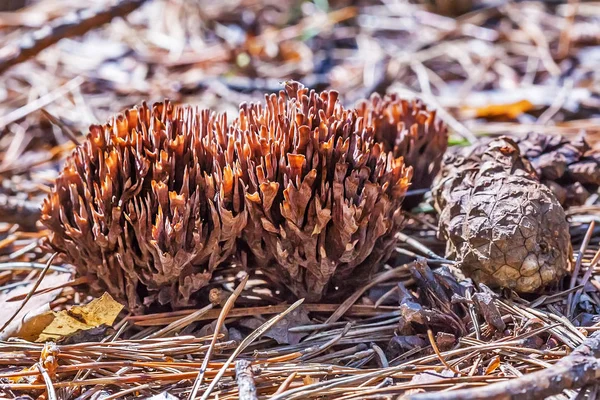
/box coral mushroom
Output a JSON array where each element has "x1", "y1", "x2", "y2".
[
  {"x1": 42, "y1": 83, "x2": 416, "y2": 310},
  {"x1": 355, "y1": 94, "x2": 447, "y2": 208},
  {"x1": 235, "y1": 82, "x2": 412, "y2": 301},
  {"x1": 41, "y1": 101, "x2": 247, "y2": 312}
]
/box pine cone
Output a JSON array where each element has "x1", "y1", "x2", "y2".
[
  {"x1": 236, "y1": 83, "x2": 412, "y2": 301},
  {"x1": 459, "y1": 132, "x2": 600, "y2": 207},
  {"x1": 433, "y1": 137, "x2": 571, "y2": 293},
  {"x1": 355, "y1": 94, "x2": 447, "y2": 208},
  {"x1": 41, "y1": 101, "x2": 247, "y2": 312},
  {"x1": 516, "y1": 132, "x2": 600, "y2": 207}
]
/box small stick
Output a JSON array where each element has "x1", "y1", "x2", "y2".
[
  {"x1": 409, "y1": 331, "x2": 600, "y2": 400},
  {"x1": 199, "y1": 299, "x2": 305, "y2": 400},
  {"x1": 0, "y1": 76, "x2": 83, "y2": 128},
  {"x1": 0, "y1": 252, "x2": 57, "y2": 334},
  {"x1": 568, "y1": 221, "x2": 595, "y2": 317},
  {"x1": 187, "y1": 274, "x2": 249, "y2": 400},
  {"x1": 324, "y1": 261, "x2": 415, "y2": 325},
  {"x1": 427, "y1": 329, "x2": 460, "y2": 375},
  {"x1": 274, "y1": 372, "x2": 298, "y2": 395},
  {"x1": 235, "y1": 360, "x2": 258, "y2": 400},
  {"x1": 36, "y1": 362, "x2": 57, "y2": 400},
  {"x1": 7, "y1": 276, "x2": 89, "y2": 302},
  {"x1": 0, "y1": 0, "x2": 147, "y2": 75},
  {"x1": 299, "y1": 323, "x2": 352, "y2": 361},
  {"x1": 0, "y1": 193, "x2": 42, "y2": 230},
  {"x1": 147, "y1": 304, "x2": 213, "y2": 339},
  {"x1": 396, "y1": 232, "x2": 446, "y2": 260}
]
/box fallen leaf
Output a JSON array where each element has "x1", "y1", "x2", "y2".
[
  {"x1": 462, "y1": 99, "x2": 534, "y2": 119},
  {"x1": 37, "y1": 293, "x2": 124, "y2": 342},
  {"x1": 12, "y1": 305, "x2": 54, "y2": 341},
  {"x1": 485, "y1": 355, "x2": 501, "y2": 375},
  {"x1": 0, "y1": 273, "x2": 71, "y2": 340}
]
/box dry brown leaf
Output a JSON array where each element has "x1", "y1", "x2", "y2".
[
  {"x1": 37, "y1": 293, "x2": 123, "y2": 342},
  {"x1": 12, "y1": 307, "x2": 55, "y2": 342}
]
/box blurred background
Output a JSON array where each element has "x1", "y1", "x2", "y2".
[{"x1": 0, "y1": 0, "x2": 600, "y2": 213}]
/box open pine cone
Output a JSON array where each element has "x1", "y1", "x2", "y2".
[
  {"x1": 41, "y1": 101, "x2": 247, "y2": 312},
  {"x1": 355, "y1": 94, "x2": 447, "y2": 208},
  {"x1": 236, "y1": 83, "x2": 412, "y2": 301}
]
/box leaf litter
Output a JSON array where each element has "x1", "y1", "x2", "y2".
[{"x1": 1, "y1": 0, "x2": 600, "y2": 399}]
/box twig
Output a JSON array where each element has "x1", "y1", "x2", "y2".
[
  {"x1": 0, "y1": 193, "x2": 42, "y2": 230},
  {"x1": 235, "y1": 359, "x2": 258, "y2": 400},
  {"x1": 299, "y1": 323, "x2": 352, "y2": 361},
  {"x1": 147, "y1": 303, "x2": 213, "y2": 339},
  {"x1": 0, "y1": 76, "x2": 84, "y2": 128},
  {"x1": 7, "y1": 276, "x2": 89, "y2": 302},
  {"x1": 187, "y1": 274, "x2": 249, "y2": 400},
  {"x1": 199, "y1": 299, "x2": 305, "y2": 400},
  {"x1": 324, "y1": 262, "x2": 414, "y2": 325},
  {"x1": 36, "y1": 362, "x2": 57, "y2": 400},
  {"x1": 568, "y1": 221, "x2": 595, "y2": 317},
  {"x1": 0, "y1": 0, "x2": 148, "y2": 75},
  {"x1": 427, "y1": 329, "x2": 460, "y2": 374},
  {"x1": 408, "y1": 331, "x2": 600, "y2": 400},
  {"x1": 396, "y1": 232, "x2": 446, "y2": 260},
  {"x1": 0, "y1": 252, "x2": 57, "y2": 334},
  {"x1": 273, "y1": 372, "x2": 298, "y2": 395}
]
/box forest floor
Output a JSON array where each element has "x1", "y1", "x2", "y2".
[{"x1": 1, "y1": 0, "x2": 600, "y2": 399}]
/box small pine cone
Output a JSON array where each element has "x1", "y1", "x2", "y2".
[
  {"x1": 355, "y1": 94, "x2": 447, "y2": 208},
  {"x1": 41, "y1": 101, "x2": 247, "y2": 312},
  {"x1": 511, "y1": 132, "x2": 599, "y2": 207},
  {"x1": 236, "y1": 83, "x2": 412, "y2": 301},
  {"x1": 433, "y1": 137, "x2": 571, "y2": 293}
]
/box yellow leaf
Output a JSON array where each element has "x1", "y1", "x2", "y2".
[
  {"x1": 37, "y1": 293, "x2": 124, "y2": 342},
  {"x1": 16, "y1": 310, "x2": 55, "y2": 342},
  {"x1": 485, "y1": 355, "x2": 501, "y2": 375},
  {"x1": 462, "y1": 100, "x2": 534, "y2": 119}
]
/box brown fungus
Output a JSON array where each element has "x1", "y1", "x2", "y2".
[
  {"x1": 235, "y1": 83, "x2": 412, "y2": 301},
  {"x1": 433, "y1": 137, "x2": 571, "y2": 293},
  {"x1": 41, "y1": 101, "x2": 247, "y2": 312},
  {"x1": 42, "y1": 85, "x2": 418, "y2": 310},
  {"x1": 355, "y1": 93, "x2": 448, "y2": 208}
]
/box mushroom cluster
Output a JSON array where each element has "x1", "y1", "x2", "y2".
[
  {"x1": 41, "y1": 102, "x2": 247, "y2": 312},
  {"x1": 235, "y1": 83, "x2": 411, "y2": 301},
  {"x1": 42, "y1": 83, "x2": 449, "y2": 310},
  {"x1": 355, "y1": 94, "x2": 448, "y2": 208}
]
